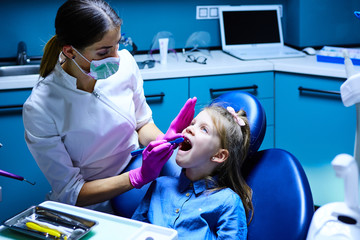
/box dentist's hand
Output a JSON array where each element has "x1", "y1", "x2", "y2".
[
  {"x1": 129, "y1": 140, "x2": 174, "y2": 189},
  {"x1": 157, "y1": 97, "x2": 197, "y2": 141}
]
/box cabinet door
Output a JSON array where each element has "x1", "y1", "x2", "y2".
[
  {"x1": 190, "y1": 72, "x2": 274, "y2": 150},
  {"x1": 275, "y1": 73, "x2": 356, "y2": 206},
  {"x1": 144, "y1": 78, "x2": 189, "y2": 133},
  {"x1": 0, "y1": 89, "x2": 51, "y2": 222}
]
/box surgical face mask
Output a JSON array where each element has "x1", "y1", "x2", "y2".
[{"x1": 72, "y1": 47, "x2": 120, "y2": 80}]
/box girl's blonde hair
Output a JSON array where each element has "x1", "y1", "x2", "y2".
[{"x1": 204, "y1": 105, "x2": 254, "y2": 224}]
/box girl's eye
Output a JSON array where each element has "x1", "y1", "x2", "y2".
[{"x1": 201, "y1": 126, "x2": 208, "y2": 133}]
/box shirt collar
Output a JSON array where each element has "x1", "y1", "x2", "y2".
[
  {"x1": 178, "y1": 170, "x2": 219, "y2": 195},
  {"x1": 54, "y1": 62, "x2": 79, "y2": 90}
]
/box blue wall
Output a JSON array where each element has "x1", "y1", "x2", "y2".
[
  {"x1": 0, "y1": 0, "x2": 360, "y2": 59},
  {"x1": 286, "y1": 0, "x2": 360, "y2": 47}
]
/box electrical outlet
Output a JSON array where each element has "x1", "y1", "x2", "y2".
[
  {"x1": 196, "y1": 5, "x2": 283, "y2": 19},
  {"x1": 196, "y1": 5, "x2": 228, "y2": 20}
]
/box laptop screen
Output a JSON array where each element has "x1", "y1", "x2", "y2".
[
  {"x1": 219, "y1": 5, "x2": 284, "y2": 49},
  {"x1": 223, "y1": 10, "x2": 280, "y2": 45}
]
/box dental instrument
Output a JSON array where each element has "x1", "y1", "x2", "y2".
[
  {"x1": 131, "y1": 137, "x2": 184, "y2": 157},
  {"x1": 0, "y1": 169, "x2": 36, "y2": 185},
  {"x1": 26, "y1": 221, "x2": 68, "y2": 239},
  {"x1": 25, "y1": 217, "x2": 73, "y2": 236}
]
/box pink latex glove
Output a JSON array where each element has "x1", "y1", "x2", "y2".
[
  {"x1": 157, "y1": 97, "x2": 197, "y2": 141},
  {"x1": 129, "y1": 140, "x2": 175, "y2": 189}
]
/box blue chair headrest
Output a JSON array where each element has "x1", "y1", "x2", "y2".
[{"x1": 211, "y1": 91, "x2": 266, "y2": 155}]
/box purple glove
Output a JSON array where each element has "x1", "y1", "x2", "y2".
[
  {"x1": 157, "y1": 97, "x2": 197, "y2": 141},
  {"x1": 129, "y1": 140, "x2": 174, "y2": 189}
]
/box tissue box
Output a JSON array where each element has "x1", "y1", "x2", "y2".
[{"x1": 316, "y1": 46, "x2": 360, "y2": 66}]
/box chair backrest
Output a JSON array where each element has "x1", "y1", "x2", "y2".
[
  {"x1": 211, "y1": 90, "x2": 266, "y2": 155},
  {"x1": 212, "y1": 90, "x2": 314, "y2": 240},
  {"x1": 244, "y1": 149, "x2": 314, "y2": 240}
]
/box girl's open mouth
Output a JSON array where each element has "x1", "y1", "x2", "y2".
[{"x1": 179, "y1": 137, "x2": 192, "y2": 151}]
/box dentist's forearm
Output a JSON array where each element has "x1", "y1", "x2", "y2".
[
  {"x1": 76, "y1": 172, "x2": 133, "y2": 207},
  {"x1": 137, "y1": 122, "x2": 163, "y2": 146}
]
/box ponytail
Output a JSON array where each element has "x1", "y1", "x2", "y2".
[{"x1": 40, "y1": 35, "x2": 62, "y2": 78}]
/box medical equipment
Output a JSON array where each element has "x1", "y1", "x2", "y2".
[
  {"x1": 26, "y1": 221, "x2": 66, "y2": 239},
  {"x1": 3, "y1": 204, "x2": 97, "y2": 240},
  {"x1": 72, "y1": 47, "x2": 120, "y2": 80},
  {"x1": 0, "y1": 141, "x2": 35, "y2": 185},
  {"x1": 306, "y1": 50, "x2": 360, "y2": 240},
  {"x1": 317, "y1": 46, "x2": 360, "y2": 66},
  {"x1": 0, "y1": 169, "x2": 35, "y2": 185},
  {"x1": 131, "y1": 138, "x2": 184, "y2": 157},
  {"x1": 119, "y1": 33, "x2": 138, "y2": 55},
  {"x1": 182, "y1": 31, "x2": 211, "y2": 56}
]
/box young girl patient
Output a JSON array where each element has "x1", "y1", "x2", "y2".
[{"x1": 132, "y1": 104, "x2": 254, "y2": 240}]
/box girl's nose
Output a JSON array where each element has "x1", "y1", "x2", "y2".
[{"x1": 185, "y1": 125, "x2": 195, "y2": 135}]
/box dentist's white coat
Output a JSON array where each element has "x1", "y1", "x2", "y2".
[{"x1": 23, "y1": 50, "x2": 152, "y2": 212}]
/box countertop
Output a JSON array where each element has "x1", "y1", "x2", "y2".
[{"x1": 0, "y1": 50, "x2": 358, "y2": 90}]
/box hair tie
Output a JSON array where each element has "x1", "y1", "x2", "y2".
[{"x1": 226, "y1": 106, "x2": 245, "y2": 127}]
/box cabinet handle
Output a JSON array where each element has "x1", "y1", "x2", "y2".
[
  {"x1": 0, "y1": 104, "x2": 23, "y2": 110},
  {"x1": 145, "y1": 92, "x2": 165, "y2": 103},
  {"x1": 298, "y1": 87, "x2": 340, "y2": 96},
  {"x1": 210, "y1": 85, "x2": 258, "y2": 98},
  {"x1": 145, "y1": 92, "x2": 165, "y2": 99}
]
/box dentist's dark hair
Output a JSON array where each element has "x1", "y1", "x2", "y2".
[{"x1": 40, "y1": 0, "x2": 122, "y2": 78}]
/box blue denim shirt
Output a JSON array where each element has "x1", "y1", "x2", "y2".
[{"x1": 132, "y1": 172, "x2": 247, "y2": 240}]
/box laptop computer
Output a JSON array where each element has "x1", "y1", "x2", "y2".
[{"x1": 218, "y1": 5, "x2": 305, "y2": 60}]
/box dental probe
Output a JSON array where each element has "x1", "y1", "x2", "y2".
[
  {"x1": 131, "y1": 137, "x2": 184, "y2": 157},
  {"x1": 0, "y1": 169, "x2": 36, "y2": 185}
]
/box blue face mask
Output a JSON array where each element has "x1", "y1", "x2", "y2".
[{"x1": 72, "y1": 47, "x2": 120, "y2": 80}]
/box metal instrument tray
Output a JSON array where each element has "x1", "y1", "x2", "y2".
[{"x1": 3, "y1": 205, "x2": 98, "y2": 239}]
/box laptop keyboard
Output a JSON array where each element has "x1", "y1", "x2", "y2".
[{"x1": 228, "y1": 46, "x2": 305, "y2": 60}]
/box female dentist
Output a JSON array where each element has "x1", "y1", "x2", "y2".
[{"x1": 22, "y1": 0, "x2": 196, "y2": 213}]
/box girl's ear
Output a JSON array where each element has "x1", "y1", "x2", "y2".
[{"x1": 212, "y1": 149, "x2": 229, "y2": 163}]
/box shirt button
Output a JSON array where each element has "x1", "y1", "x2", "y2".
[
  {"x1": 186, "y1": 193, "x2": 190, "y2": 197},
  {"x1": 175, "y1": 208, "x2": 180, "y2": 213}
]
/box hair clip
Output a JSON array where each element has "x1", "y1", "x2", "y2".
[{"x1": 226, "y1": 106, "x2": 245, "y2": 126}]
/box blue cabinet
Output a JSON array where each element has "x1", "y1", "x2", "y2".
[
  {"x1": 144, "y1": 78, "x2": 189, "y2": 133},
  {"x1": 189, "y1": 72, "x2": 274, "y2": 150},
  {"x1": 275, "y1": 72, "x2": 356, "y2": 206},
  {"x1": 0, "y1": 88, "x2": 51, "y2": 222}
]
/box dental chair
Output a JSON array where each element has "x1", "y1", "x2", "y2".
[
  {"x1": 212, "y1": 90, "x2": 314, "y2": 240},
  {"x1": 112, "y1": 90, "x2": 314, "y2": 239}
]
